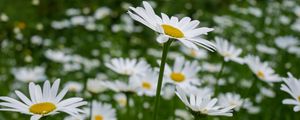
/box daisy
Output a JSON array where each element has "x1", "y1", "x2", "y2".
[
  {"x1": 0, "y1": 79, "x2": 87, "y2": 120},
  {"x1": 105, "y1": 58, "x2": 150, "y2": 76},
  {"x1": 86, "y1": 78, "x2": 108, "y2": 94},
  {"x1": 12, "y1": 66, "x2": 46, "y2": 83},
  {"x1": 218, "y1": 93, "x2": 244, "y2": 111},
  {"x1": 281, "y1": 73, "x2": 300, "y2": 112},
  {"x1": 175, "y1": 86, "x2": 234, "y2": 117},
  {"x1": 105, "y1": 79, "x2": 138, "y2": 93},
  {"x1": 128, "y1": 1, "x2": 216, "y2": 51},
  {"x1": 130, "y1": 69, "x2": 158, "y2": 96},
  {"x1": 274, "y1": 36, "x2": 299, "y2": 50},
  {"x1": 215, "y1": 37, "x2": 244, "y2": 64},
  {"x1": 180, "y1": 46, "x2": 208, "y2": 59},
  {"x1": 90, "y1": 101, "x2": 116, "y2": 120},
  {"x1": 165, "y1": 57, "x2": 201, "y2": 86},
  {"x1": 64, "y1": 81, "x2": 83, "y2": 93},
  {"x1": 244, "y1": 55, "x2": 281, "y2": 82}
]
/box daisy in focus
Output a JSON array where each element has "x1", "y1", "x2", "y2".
[
  {"x1": 128, "y1": 1, "x2": 216, "y2": 51},
  {"x1": 215, "y1": 37, "x2": 244, "y2": 64},
  {"x1": 165, "y1": 57, "x2": 201, "y2": 86},
  {"x1": 105, "y1": 58, "x2": 150, "y2": 76},
  {"x1": 281, "y1": 73, "x2": 300, "y2": 112},
  {"x1": 244, "y1": 55, "x2": 281, "y2": 82},
  {"x1": 0, "y1": 79, "x2": 87, "y2": 120},
  {"x1": 176, "y1": 86, "x2": 234, "y2": 118}
]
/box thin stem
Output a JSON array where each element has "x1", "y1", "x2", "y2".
[
  {"x1": 215, "y1": 60, "x2": 225, "y2": 94},
  {"x1": 126, "y1": 92, "x2": 131, "y2": 119},
  {"x1": 153, "y1": 40, "x2": 173, "y2": 120}
]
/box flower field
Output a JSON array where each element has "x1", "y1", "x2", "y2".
[{"x1": 1, "y1": 0, "x2": 300, "y2": 120}]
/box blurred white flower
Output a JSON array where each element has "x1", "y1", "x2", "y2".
[
  {"x1": 66, "y1": 8, "x2": 81, "y2": 16},
  {"x1": 64, "y1": 81, "x2": 83, "y2": 93},
  {"x1": 180, "y1": 46, "x2": 208, "y2": 59},
  {"x1": 260, "y1": 87, "x2": 275, "y2": 98},
  {"x1": 45, "y1": 50, "x2": 71, "y2": 63},
  {"x1": 242, "y1": 98, "x2": 260, "y2": 114},
  {"x1": 12, "y1": 66, "x2": 46, "y2": 83},
  {"x1": 71, "y1": 16, "x2": 86, "y2": 26},
  {"x1": 94, "y1": 7, "x2": 111, "y2": 20},
  {"x1": 105, "y1": 79, "x2": 138, "y2": 93},
  {"x1": 105, "y1": 58, "x2": 150, "y2": 76},
  {"x1": 176, "y1": 86, "x2": 234, "y2": 117},
  {"x1": 218, "y1": 93, "x2": 244, "y2": 111},
  {"x1": 215, "y1": 37, "x2": 244, "y2": 64},
  {"x1": 128, "y1": 1, "x2": 215, "y2": 51},
  {"x1": 31, "y1": 35, "x2": 43, "y2": 45},
  {"x1": 175, "y1": 109, "x2": 192, "y2": 120},
  {"x1": 0, "y1": 13, "x2": 9, "y2": 22},
  {"x1": 274, "y1": 36, "x2": 299, "y2": 49},
  {"x1": 90, "y1": 101, "x2": 116, "y2": 120},
  {"x1": 130, "y1": 69, "x2": 158, "y2": 96},
  {"x1": 165, "y1": 57, "x2": 201, "y2": 86},
  {"x1": 256, "y1": 44, "x2": 277, "y2": 55},
  {"x1": 32, "y1": 0, "x2": 39, "y2": 5},
  {"x1": 0, "y1": 79, "x2": 87, "y2": 120},
  {"x1": 86, "y1": 79, "x2": 108, "y2": 94},
  {"x1": 114, "y1": 93, "x2": 127, "y2": 107},
  {"x1": 244, "y1": 55, "x2": 281, "y2": 83},
  {"x1": 281, "y1": 73, "x2": 300, "y2": 112}
]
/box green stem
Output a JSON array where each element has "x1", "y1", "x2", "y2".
[
  {"x1": 215, "y1": 60, "x2": 225, "y2": 94},
  {"x1": 153, "y1": 40, "x2": 173, "y2": 120},
  {"x1": 126, "y1": 92, "x2": 131, "y2": 119}
]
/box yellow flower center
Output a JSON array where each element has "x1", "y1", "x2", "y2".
[
  {"x1": 142, "y1": 81, "x2": 152, "y2": 90},
  {"x1": 118, "y1": 98, "x2": 127, "y2": 106},
  {"x1": 190, "y1": 49, "x2": 197, "y2": 57},
  {"x1": 256, "y1": 70, "x2": 265, "y2": 79},
  {"x1": 161, "y1": 24, "x2": 184, "y2": 38},
  {"x1": 170, "y1": 72, "x2": 185, "y2": 82},
  {"x1": 94, "y1": 114, "x2": 104, "y2": 120},
  {"x1": 223, "y1": 52, "x2": 232, "y2": 57},
  {"x1": 298, "y1": 96, "x2": 300, "y2": 101},
  {"x1": 29, "y1": 102, "x2": 56, "y2": 115}
]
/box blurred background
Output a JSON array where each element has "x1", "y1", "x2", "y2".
[{"x1": 1, "y1": 0, "x2": 300, "y2": 119}]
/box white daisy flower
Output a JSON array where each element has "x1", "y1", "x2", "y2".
[
  {"x1": 128, "y1": 1, "x2": 216, "y2": 51},
  {"x1": 12, "y1": 66, "x2": 46, "y2": 83},
  {"x1": 215, "y1": 37, "x2": 244, "y2": 64},
  {"x1": 64, "y1": 81, "x2": 83, "y2": 93},
  {"x1": 274, "y1": 36, "x2": 299, "y2": 50},
  {"x1": 165, "y1": 57, "x2": 201, "y2": 86},
  {"x1": 130, "y1": 69, "x2": 158, "y2": 96},
  {"x1": 281, "y1": 73, "x2": 300, "y2": 112},
  {"x1": 105, "y1": 79, "x2": 138, "y2": 93},
  {"x1": 113, "y1": 93, "x2": 127, "y2": 107},
  {"x1": 175, "y1": 86, "x2": 234, "y2": 117},
  {"x1": 180, "y1": 46, "x2": 208, "y2": 59},
  {"x1": 86, "y1": 78, "x2": 108, "y2": 94},
  {"x1": 90, "y1": 101, "x2": 116, "y2": 120},
  {"x1": 179, "y1": 85, "x2": 213, "y2": 98},
  {"x1": 244, "y1": 55, "x2": 281, "y2": 82},
  {"x1": 218, "y1": 93, "x2": 244, "y2": 111},
  {"x1": 105, "y1": 58, "x2": 150, "y2": 76},
  {"x1": 0, "y1": 79, "x2": 87, "y2": 120}
]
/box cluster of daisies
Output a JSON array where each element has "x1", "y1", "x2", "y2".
[{"x1": 1, "y1": 1, "x2": 300, "y2": 120}]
